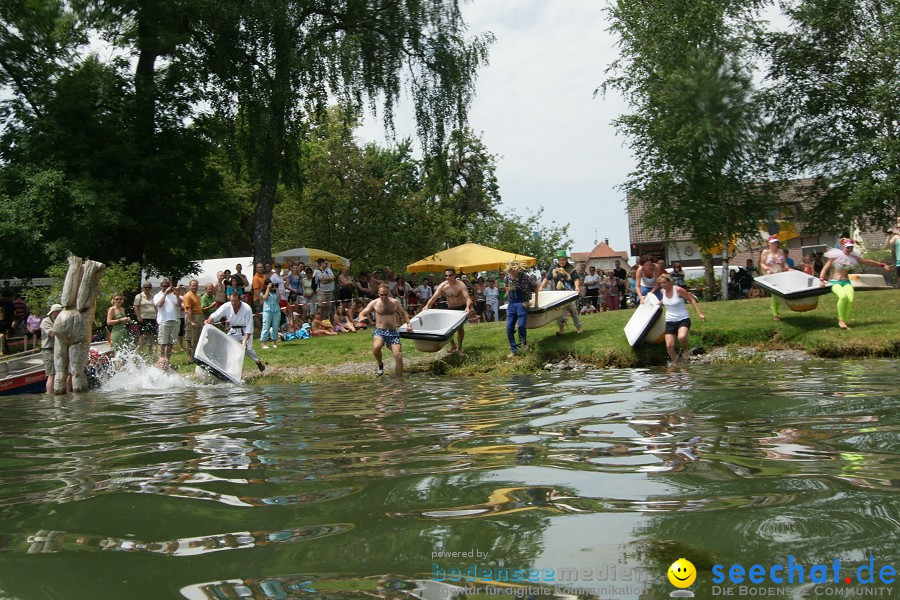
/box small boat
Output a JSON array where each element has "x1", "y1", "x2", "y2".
[
  {"x1": 624, "y1": 293, "x2": 665, "y2": 347},
  {"x1": 401, "y1": 309, "x2": 469, "y2": 352},
  {"x1": 193, "y1": 324, "x2": 245, "y2": 383},
  {"x1": 849, "y1": 273, "x2": 892, "y2": 290},
  {"x1": 0, "y1": 341, "x2": 113, "y2": 396},
  {"x1": 499, "y1": 290, "x2": 579, "y2": 329},
  {"x1": 0, "y1": 351, "x2": 47, "y2": 395},
  {"x1": 754, "y1": 270, "x2": 832, "y2": 312}
]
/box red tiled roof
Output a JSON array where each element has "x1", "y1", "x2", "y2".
[
  {"x1": 571, "y1": 252, "x2": 591, "y2": 263},
  {"x1": 588, "y1": 241, "x2": 626, "y2": 259}
]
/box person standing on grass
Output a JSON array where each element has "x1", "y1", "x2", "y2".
[
  {"x1": 153, "y1": 279, "x2": 181, "y2": 369},
  {"x1": 760, "y1": 235, "x2": 789, "y2": 321},
  {"x1": 612, "y1": 260, "x2": 628, "y2": 309},
  {"x1": 422, "y1": 268, "x2": 471, "y2": 355},
  {"x1": 182, "y1": 279, "x2": 203, "y2": 360},
  {"x1": 635, "y1": 256, "x2": 664, "y2": 303},
  {"x1": 133, "y1": 281, "x2": 158, "y2": 355},
  {"x1": 206, "y1": 290, "x2": 265, "y2": 373},
  {"x1": 887, "y1": 224, "x2": 900, "y2": 287},
  {"x1": 820, "y1": 239, "x2": 889, "y2": 330},
  {"x1": 357, "y1": 284, "x2": 412, "y2": 377},
  {"x1": 484, "y1": 278, "x2": 500, "y2": 322},
  {"x1": 539, "y1": 250, "x2": 583, "y2": 336},
  {"x1": 260, "y1": 277, "x2": 281, "y2": 349},
  {"x1": 504, "y1": 260, "x2": 536, "y2": 357},
  {"x1": 314, "y1": 258, "x2": 336, "y2": 319},
  {"x1": 201, "y1": 283, "x2": 218, "y2": 318},
  {"x1": 658, "y1": 273, "x2": 706, "y2": 364}
]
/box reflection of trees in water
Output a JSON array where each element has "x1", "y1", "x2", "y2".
[{"x1": 13, "y1": 522, "x2": 352, "y2": 556}]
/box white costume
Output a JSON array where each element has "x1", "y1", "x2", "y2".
[{"x1": 208, "y1": 301, "x2": 260, "y2": 362}]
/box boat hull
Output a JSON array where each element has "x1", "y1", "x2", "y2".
[
  {"x1": 849, "y1": 273, "x2": 891, "y2": 290},
  {"x1": 624, "y1": 294, "x2": 664, "y2": 347},
  {"x1": 194, "y1": 325, "x2": 245, "y2": 383},
  {"x1": 754, "y1": 270, "x2": 832, "y2": 312},
  {"x1": 400, "y1": 309, "x2": 469, "y2": 352},
  {"x1": 0, "y1": 341, "x2": 113, "y2": 396},
  {"x1": 500, "y1": 290, "x2": 579, "y2": 329}
]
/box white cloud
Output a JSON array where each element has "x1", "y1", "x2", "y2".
[{"x1": 358, "y1": 0, "x2": 636, "y2": 257}]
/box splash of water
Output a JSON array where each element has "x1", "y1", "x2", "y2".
[{"x1": 99, "y1": 346, "x2": 206, "y2": 392}]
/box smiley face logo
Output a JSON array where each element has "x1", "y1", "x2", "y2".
[{"x1": 667, "y1": 558, "x2": 696, "y2": 588}]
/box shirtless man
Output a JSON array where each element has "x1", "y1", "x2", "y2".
[
  {"x1": 357, "y1": 284, "x2": 413, "y2": 376},
  {"x1": 422, "y1": 267, "x2": 472, "y2": 355}
]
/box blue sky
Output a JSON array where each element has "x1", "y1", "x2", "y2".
[{"x1": 357, "y1": 0, "x2": 635, "y2": 256}]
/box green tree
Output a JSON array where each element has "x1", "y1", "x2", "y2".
[
  {"x1": 604, "y1": 0, "x2": 777, "y2": 297},
  {"x1": 0, "y1": 1, "x2": 238, "y2": 277},
  {"x1": 273, "y1": 106, "x2": 429, "y2": 271},
  {"x1": 198, "y1": 0, "x2": 493, "y2": 266},
  {"x1": 765, "y1": 0, "x2": 900, "y2": 232}
]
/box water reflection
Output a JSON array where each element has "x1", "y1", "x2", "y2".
[{"x1": 0, "y1": 359, "x2": 896, "y2": 599}]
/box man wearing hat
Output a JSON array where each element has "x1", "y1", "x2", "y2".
[
  {"x1": 40, "y1": 304, "x2": 63, "y2": 393},
  {"x1": 540, "y1": 250, "x2": 583, "y2": 335}
]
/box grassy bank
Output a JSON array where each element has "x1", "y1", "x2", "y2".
[{"x1": 170, "y1": 290, "x2": 900, "y2": 381}]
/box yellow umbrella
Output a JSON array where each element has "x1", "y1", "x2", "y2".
[
  {"x1": 273, "y1": 247, "x2": 350, "y2": 267},
  {"x1": 407, "y1": 243, "x2": 536, "y2": 273}
]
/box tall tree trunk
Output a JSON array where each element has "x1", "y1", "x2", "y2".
[
  {"x1": 702, "y1": 252, "x2": 715, "y2": 298},
  {"x1": 133, "y1": 10, "x2": 158, "y2": 266},
  {"x1": 254, "y1": 179, "x2": 278, "y2": 265}
]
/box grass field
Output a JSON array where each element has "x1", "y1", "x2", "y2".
[{"x1": 169, "y1": 290, "x2": 900, "y2": 382}]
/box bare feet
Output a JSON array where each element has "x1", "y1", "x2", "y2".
[
  {"x1": 838, "y1": 320, "x2": 850, "y2": 330},
  {"x1": 773, "y1": 315, "x2": 780, "y2": 322}
]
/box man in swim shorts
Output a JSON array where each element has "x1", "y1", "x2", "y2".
[
  {"x1": 357, "y1": 284, "x2": 413, "y2": 377},
  {"x1": 422, "y1": 268, "x2": 471, "y2": 355}
]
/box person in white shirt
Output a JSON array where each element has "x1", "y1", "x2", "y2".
[
  {"x1": 154, "y1": 279, "x2": 182, "y2": 368},
  {"x1": 414, "y1": 280, "x2": 433, "y2": 305},
  {"x1": 313, "y1": 258, "x2": 336, "y2": 319},
  {"x1": 269, "y1": 265, "x2": 286, "y2": 301},
  {"x1": 484, "y1": 278, "x2": 500, "y2": 322},
  {"x1": 206, "y1": 291, "x2": 265, "y2": 372}
]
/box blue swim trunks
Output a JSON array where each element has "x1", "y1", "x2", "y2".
[{"x1": 373, "y1": 327, "x2": 401, "y2": 347}]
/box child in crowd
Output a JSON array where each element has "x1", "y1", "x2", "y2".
[
  {"x1": 350, "y1": 299, "x2": 368, "y2": 329},
  {"x1": 333, "y1": 304, "x2": 356, "y2": 333},
  {"x1": 311, "y1": 307, "x2": 338, "y2": 336}
]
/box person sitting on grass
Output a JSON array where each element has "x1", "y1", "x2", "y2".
[
  {"x1": 311, "y1": 307, "x2": 338, "y2": 336},
  {"x1": 350, "y1": 299, "x2": 368, "y2": 329},
  {"x1": 333, "y1": 303, "x2": 356, "y2": 333}
]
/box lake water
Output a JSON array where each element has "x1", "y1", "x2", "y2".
[{"x1": 0, "y1": 359, "x2": 897, "y2": 599}]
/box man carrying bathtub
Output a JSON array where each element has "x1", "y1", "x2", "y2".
[{"x1": 357, "y1": 284, "x2": 413, "y2": 377}]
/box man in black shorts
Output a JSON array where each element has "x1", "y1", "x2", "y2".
[{"x1": 422, "y1": 268, "x2": 471, "y2": 355}]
